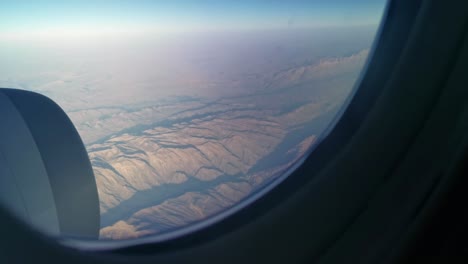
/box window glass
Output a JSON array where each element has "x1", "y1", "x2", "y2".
[{"x1": 0, "y1": 0, "x2": 387, "y2": 241}]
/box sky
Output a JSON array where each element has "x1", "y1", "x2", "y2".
[
  {"x1": 0, "y1": 0, "x2": 387, "y2": 109},
  {"x1": 0, "y1": 0, "x2": 387, "y2": 39}
]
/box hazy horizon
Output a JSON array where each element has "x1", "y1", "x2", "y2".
[
  {"x1": 0, "y1": 26, "x2": 380, "y2": 112},
  {"x1": 0, "y1": 1, "x2": 386, "y2": 111}
]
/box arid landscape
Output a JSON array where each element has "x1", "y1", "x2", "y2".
[
  {"x1": 87, "y1": 50, "x2": 369, "y2": 239},
  {"x1": 0, "y1": 25, "x2": 374, "y2": 239}
]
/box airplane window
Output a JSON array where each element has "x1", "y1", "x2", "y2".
[{"x1": 0, "y1": 0, "x2": 387, "y2": 242}]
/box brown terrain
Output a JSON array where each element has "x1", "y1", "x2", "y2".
[{"x1": 72, "y1": 50, "x2": 370, "y2": 239}]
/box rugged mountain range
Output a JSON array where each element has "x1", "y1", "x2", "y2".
[{"x1": 78, "y1": 50, "x2": 369, "y2": 240}]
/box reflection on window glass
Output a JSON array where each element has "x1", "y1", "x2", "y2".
[{"x1": 0, "y1": 0, "x2": 386, "y2": 240}]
